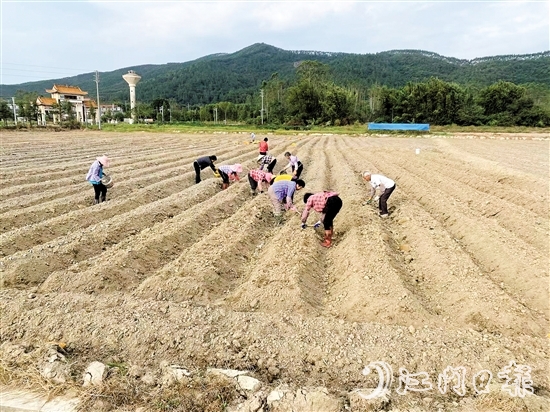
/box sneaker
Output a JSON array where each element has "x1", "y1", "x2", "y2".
[{"x1": 380, "y1": 213, "x2": 389, "y2": 218}]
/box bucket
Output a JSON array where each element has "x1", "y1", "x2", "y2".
[
  {"x1": 415, "y1": 148, "x2": 420, "y2": 155},
  {"x1": 101, "y1": 174, "x2": 114, "y2": 188}
]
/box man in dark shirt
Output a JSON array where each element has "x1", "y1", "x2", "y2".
[{"x1": 193, "y1": 155, "x2": 217, "y2": 184}]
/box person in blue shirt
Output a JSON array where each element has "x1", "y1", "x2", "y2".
[{"x1": 86, "y1": 155, "x2": 110, "y2": 205}]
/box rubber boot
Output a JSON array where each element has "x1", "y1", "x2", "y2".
[
  {"x1": 221, "y1": 183, "x2": 229, "y2": 190},
  {"x1": 321, "y1": 229, "x2": 333, "y2": 248},
  {"x1": 100, "y1": 195, "x2": 106, "y2": 203}
]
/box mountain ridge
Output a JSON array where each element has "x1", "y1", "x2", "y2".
[{"x1": 1, "y1": 43, "x2": 548, "y2": 105}]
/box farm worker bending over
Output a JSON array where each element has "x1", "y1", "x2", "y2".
[
  {"x1": 217, "y1": 164, "x2": 242, "y2": 190},
  {"x1": 248, "y1": 169, "x2": 273, "y2": 195},
  {"x1": 257, "y1": 154, "x2": 277, "y2": 173},
  {"x1": 267, "y1": 179, "x2": 305, "y2": 224},
  {"x1": 250, "y1": 132, "x2": 256, "y2": 143},
  {"x1": 301, "y1": 191, "x2": 343, "y2": 248},
  {"x1": 193, "y1": 155, "x2": 217, "y2": 184},
  {"x1": 86, "y1": 155, "x2": 111, "y2": 205},
  {"x1": 362, "y1": 171, "x2": 396, "y2": 218},
  {"x1": 259, "y1": 137, "x2": 269, "y2": 155},
  {"x1": 281, "y1": 152, "x2": 303, "y2": 179}
]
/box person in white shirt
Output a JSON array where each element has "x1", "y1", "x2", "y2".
[{"x1": 362, "y1": 171, "x2": 396, "y2": 217}]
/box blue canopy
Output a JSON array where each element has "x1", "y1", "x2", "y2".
[{"x1": 368, "y1": 123, "x2": 430, "y2": 131}]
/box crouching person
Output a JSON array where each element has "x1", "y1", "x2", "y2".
[
  {"x1": 301, "y1": 191, "x2": 342, "y2": 248},
  {"x1": 217, "y1": 164, "x2": 243, "y2": 190},
  {"x1": 248, "y1": 169, "x2": 273, "y2": 195},
  {"x1": 267, "y1": 179, "x2": 305, "y2": 224},
  {"x1": 86, "y1": 155, "x2": 111, "y2": 205}
]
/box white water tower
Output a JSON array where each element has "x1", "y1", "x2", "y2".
[{"x1": 122, "y1": 70, "x2": 141, "y2": 122}]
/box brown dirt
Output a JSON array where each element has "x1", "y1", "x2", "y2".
[{"x1": 0, "y1": 130, "x2": 548, "y2": 411}]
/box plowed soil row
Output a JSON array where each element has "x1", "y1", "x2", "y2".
[{"x1": 0, "y1": 131, "x2": 548, "y2": 412}]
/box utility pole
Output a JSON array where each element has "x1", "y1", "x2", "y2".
[
  {"x1": 95, "y1": 71, "x2": 101, "y2": 129},
  {"x1": 260, "y1": 89, "x2": 264, "y2": 125},
  {"x1": 11, "y1": 97, "x2": 17, "y2": 124},
  {"x1": 214, "y1": 107, "x2": 218, "y2": 124}
]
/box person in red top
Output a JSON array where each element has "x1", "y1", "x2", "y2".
[
  {"x1": 301, "y1": 191, "x2": 343, "y2": 248},
  {"x1": 259, "y1": 138, "x2": 269, "y2": 155}
]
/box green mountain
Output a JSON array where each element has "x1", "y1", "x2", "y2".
[{"x1": 1, "y1": 43, "x2": 548, "y2": 105}]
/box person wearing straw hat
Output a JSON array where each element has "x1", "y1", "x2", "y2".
[
  {"x1": 248, "y1": 169, "x2": 273, "y2": 195},
  {"x1": 217, "y1": 164, "x2": 243, "y2": 190},
  {"x1": 362, "y1": 171, "x2": 395, "y2": 218},
  {"x1": 86, "y1": 155, "x2": 111, "y2": 205},
  {"x1": 257, "y1": 154, "x2": 277, "y2": 173},
  {"x1": 301, "y1": 191, "x2": 342, "y2": 248},
  {"x1": 193, "y1": 155, "x2": 218, "y2": 184}
]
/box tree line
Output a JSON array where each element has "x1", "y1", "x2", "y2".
[{"x1": 1, "y1": 60, "x2": 549, "y2": 127}]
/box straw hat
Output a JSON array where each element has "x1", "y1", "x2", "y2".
[
  {"x1": 232, "y1": 164, "x2": 243, "y2": 174},
  {"x1": 97, "y1": 155, "x2": 110, "y2": 167}
]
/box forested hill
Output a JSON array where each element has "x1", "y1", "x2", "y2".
[{"x1": 2, "y1": 43, "x2": 549, "y2": 105}]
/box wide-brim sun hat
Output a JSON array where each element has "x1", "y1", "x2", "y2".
[
  {"x1": 264, "y1": 172, "x2": 273, "y2": 182},
  {"x1": 256, "y1": 155, "x2": 265, "y2": 162},
  {"x1": 232, "y1": 164, "x2": 243, "y2": 174},
  {"x1": 97, "y1": 155, "x2": 110, "y2": 167}
]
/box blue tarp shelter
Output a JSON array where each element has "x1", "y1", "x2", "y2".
[{"x1": 368, "y1": 123, "x2": 430, "y2": 131}]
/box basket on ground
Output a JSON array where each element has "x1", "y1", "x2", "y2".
[{"x1": 101, "y1": 174, "x2": 114, "y2": 188}]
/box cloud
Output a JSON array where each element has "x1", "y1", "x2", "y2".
[{"x1": 1, "y1": 0, "x2": 548, "y2": 85}]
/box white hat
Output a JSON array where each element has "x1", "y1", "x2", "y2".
[{"x1": 257, "y1": 155, "x2": 265, "y2": 162}]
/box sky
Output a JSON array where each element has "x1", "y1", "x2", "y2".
[{"x1": 1, "y1": 0, "x2": 548, "y2": 85}]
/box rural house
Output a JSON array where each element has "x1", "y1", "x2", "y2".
[{"x1": 36, "y1": 84, "x2": 97, "y2": 125}]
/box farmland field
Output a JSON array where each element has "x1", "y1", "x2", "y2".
[{"x1": 0, "y1": 130, "x2": 548, "y2": 411}]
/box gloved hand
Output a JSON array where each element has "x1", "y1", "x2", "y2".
[
  {"x1": 301, "y1": 223, "x2": 307, "y2": 229},
  {"x1": 313, "y1": 221, "x2": 321, "y2": 229}
]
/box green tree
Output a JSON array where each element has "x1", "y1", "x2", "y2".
[{"x1": 0, "y1": 100, "x2": 13, "y2": 125}]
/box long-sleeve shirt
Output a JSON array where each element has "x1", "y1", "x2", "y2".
[
  {"x1": 271, "y1": 180, "x2": 297, "y2": 207},
  {"x1": 369, "y1": 174, "x2": 395, "y2": 196},
  {"x1": 249, "y1": 169, "x2": 269, "y2": 191},
  {"x1": 258, "y1": 155, "x2": 274, "y2": 170},
  {"x1": 301, "y1": 191, "x2": 339, "y2": 222},
  {"x1": 196, "y1": 156, "x2": 216, "y2": 171},
  {"x1": 218, "y1": 165, "x2": 240, "y2": 181},
  {"x1": 86, "y1": 160, "x2": 103, "y2": 184},
  {"x1": 284, "y1": 155, "x2": 300, "y2": 171}
]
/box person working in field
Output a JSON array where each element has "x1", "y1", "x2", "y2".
[
  {"x1": 250, "y1": 132, "x2": 256, "y2": 143},
  {"x1": 247, "y1": 169, "x2": 273, "y2": 195},
  {"x1": 362, "y1": 171, "x2": 396, "y2": 218},
  {"x1": 259, "y1": 137, "x2": 269, "y2": 155},
  {"x1": 301, "y1": 191, "x2": 343, "y2": 248},
  {"x1": 217, "y1": 164, "x2": 243, "y2": 190},
  {"x1": 86, "y1": 155, "x2": 111, "y2": 205},
  {"x1": 281, "y1": 152, "x2": 303, "y2": 179},
  {"x1": 193, "y1": 155, "x2": 217, "y2": 184},
  {"x1": 267, "y1": 178, "x2": 305, "y2": 224},
  {"x1": 257, "y1": 154, "x2": 277, "y2": 173}
]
